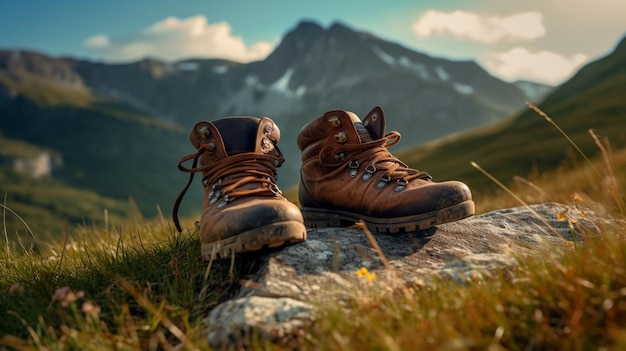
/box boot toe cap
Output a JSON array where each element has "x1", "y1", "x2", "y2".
[{"x1": 204, "y1": 198, "x2": 304, "y2": 239}]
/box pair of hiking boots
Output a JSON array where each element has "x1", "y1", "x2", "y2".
[{"x1": 172, "y1": 106, "x2": 475, "y2": 259}]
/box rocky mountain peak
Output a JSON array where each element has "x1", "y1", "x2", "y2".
[
  {"x1": 0, "y1": 20, "x2": 549, "y2": 203},
  {"x1": 286, "y1": 20, "x2": 325, "y2": 40}
]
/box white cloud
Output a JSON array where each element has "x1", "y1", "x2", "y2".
[
  {"x1": 84, "y1": 35, "x2": 109, "y2": 48},
  {"x1": 84, "y1": 15, "x2": 274, "y2": 63},
  {"x1": 482, "y1": 47, "x2": 588, "y2": 85},
  {"x1": 412, "y1": 10, "x2": 546, "y2": 44}
]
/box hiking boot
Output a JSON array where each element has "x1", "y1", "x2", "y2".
[
  {"x1": 173, "y1": 117, "x2": 306, "y2": 259},
  {"x1": 297, "y1": 106, "x2": 475, "y2": 233}
]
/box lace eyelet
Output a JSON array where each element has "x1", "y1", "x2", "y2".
[
  {"x1": 261, "y1": 137, "x2": 273, "y2": 152},
  {"x1": 269, "y1": 183, "x2": 282, "y2": 195},
  {"x1": 348, "y1": 160, "x2": 359, "y2": 178},
  {"x1": 362, "y1": 164, "x2": 376, "y2": 181},
  {"x1": 377, "y1": 175, "x2": 390, "y2": 189},
  {"x1": 216, "y1": 195, "x2": 234, "y2": 209},
  {"x1": 206, "y1": 142, "x2": 216, "y2": 154},
  {"x1": 334, "y1": 152, "x2": 346, "y2": 162},
  {"x1": 394, "y1": 179, "x2": 408, "y2": 192},
  {"x1": 209, "y1": 190, "x2": 221, "y2": 204},
  {"x1": 212, "y1": 179, "x2": 222, "y2": 190},
  {"x1": 197, "y1": 125, "x2": 210, "y2": 139},
  {"x1": 334, "y1": 132, "x2": 348, "y2": 144},
  {"x1": 328, "y1": 116, "x2": 342, "y2": 127}
]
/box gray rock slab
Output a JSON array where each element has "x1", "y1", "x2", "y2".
[
  {"x1": 238, "y1": 202, "x2": 597, "y2": 300},
  {"x1": 204, "y1": 202, "x2": 598, "y2": 348}
]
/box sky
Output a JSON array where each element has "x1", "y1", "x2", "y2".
[{"x1": 1, "y1": 0, "x2": 625, "y2": 86}]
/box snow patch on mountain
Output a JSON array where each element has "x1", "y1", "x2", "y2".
[
  {"x1": 453, "y1": 82, "x2": 474, "y2": 95},
  {"x1": 270, "y1": 68, "x2": 306, "y2": 97},
  {"x1": 242, "y1": 70, "x2": 305, "y2": 98},
  {"x1": 294, "y1": 86, "x2": 306, "y2": 96},
  {"x1": 371, "y1": 45, "x2": 396, "y2": 65},
  {"x1": 435, "y1": 66, "x2": 450, "y2": 81},
  {"x1": 271, "y1": 68, "x2": 293, "y2": 92},
  {"x1": 213, "y1": 65, "x2": 228, "y2": 74},
  {"x1": 398, "y1": 56, "x2": 431, "y2": 80}
]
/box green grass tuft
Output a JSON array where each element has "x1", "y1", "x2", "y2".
[{"x1": 0, "y1": 218, "x2": 265, "y2": 350}]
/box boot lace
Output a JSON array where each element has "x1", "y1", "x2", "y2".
[
  {"x1": 322, "y1": 131, "x2": 432, "y2": 189},
  {"x1": 172, "y1": 143, "x2": 284, "y2": 232}
]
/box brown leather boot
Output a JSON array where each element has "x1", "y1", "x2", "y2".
[
  {"x1": 173, "y1": 117, "x2": 306, "y2": 259},
  {"x1": 297, "y1": 106, "x2": 475, "y2": 233}
]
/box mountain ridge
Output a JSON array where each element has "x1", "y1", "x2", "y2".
[
  {"x1": 10, "y1": 20, "x2": 616, "y2": 236},
  {"x1": 395, "y1": 33, "x2": 626, "y2": 197},
  {"x1": 1, "y1": 20, "x2": 548, "y2": 190}
]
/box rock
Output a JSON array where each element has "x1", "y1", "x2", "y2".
[
  {"x1": 204, "y1": 202, "x2": 598, "y2": 348},
  {"x1": 12, "y1": 152, "x2": 63, "y2": 179},
  {"x1": 241, "y1": 202, "x2": 596, "y2": 299},
  {"x1": 204, "y1": 296, "x2": 314, "y2": 350}
]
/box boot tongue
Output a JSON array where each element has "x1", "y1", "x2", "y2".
[
  {"x1": 345, "y1": 111, "x2": 374, "y2": 143},
  {"x1": 212, "y1": 118, "x2": 259, "y2": 155},
  {"x1": 362, "y1": 106, "x2": 386, "y2": 140},
  {"x1": 345, "y1": 107, "x2": 386, "y2": 143},
  {"x1": 354, "y1": 122, "x2": 374, "y2": 143}
]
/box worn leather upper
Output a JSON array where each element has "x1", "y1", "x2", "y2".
[
  {"x1": 172, "y1": 116, "x2": 303, "y2": 242},
  {"x1": 298, "y1": 106, "x2": 472, "y2": 218}
]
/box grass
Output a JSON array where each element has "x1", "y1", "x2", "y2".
[
  {"x1": 0, "y1": 167, "x2": 134, "y2": 240},
  {"x1": 1, "y1": 106, "x2": 626, "y2": 350},
  {"x1": 0, "y1": 218, "x2": 265, "y2": 350},
  {"x1": 1, "y1": 69, "x2": 190, "y2": 233}
]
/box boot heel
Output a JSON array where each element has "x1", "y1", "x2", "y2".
[{"x1": 300, "y1": 208, "x2": 356, "y2": 228}]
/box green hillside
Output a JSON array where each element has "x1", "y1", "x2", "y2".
[
  {"x1": 397, "y1": 36, "x2": 626, "y2": 198},
  {"x1": 0, "y1": 70, "x2": 194, "y2": 237}
]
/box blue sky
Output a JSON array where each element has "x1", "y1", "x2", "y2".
[{"x1": 1, "y1": 0, "x2": 625, "y2": 85}]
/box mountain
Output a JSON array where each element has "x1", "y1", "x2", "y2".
[
  {"x1": 66, "y1": 21, "x2": 533, "y2": 125},
  {"x1": 0, "y1": 20, "x2": 563, "y2": 234},
  {"x1": 396, "y1": 34, "x2": 626, "y2": 195},
  {"x1": 0, "y1": 51, "x2": 198, "y2": 236},
  {"x1": 55, "y1": 21, "x2": 538, "y2": 184}
]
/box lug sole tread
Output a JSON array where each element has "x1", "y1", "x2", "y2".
[
  {"x1": 301, "y1": 200, "x2": 475, "y2": 233},
  {"x1": 201, "y1": 220, "x2": 307, "y2": 260}
]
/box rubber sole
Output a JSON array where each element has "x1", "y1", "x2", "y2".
[
  {"x1": 301, "y1": 200, "x2": 475, "y2": 233},
  {"x1": 201, "y1": 220, "x2": 307, "y2": 260}
]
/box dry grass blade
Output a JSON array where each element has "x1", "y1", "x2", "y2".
[
  {"x1": 0, "y1": 202, "x2": 40, "y2": 252},
  {"x1": 526, "y1": 102, "x2": 602, "y2": 178},
  {"x1": 3, "y1": 193, "x2": 9, "y2": 262},
  {"x1": 118, "y1": 278, "x2": 200, "y2": 351},
  {"x1": 356, "y1": 221, "x2": 392, "y2": 271},
  {"x1": 589, "y1": 128, "x2": 624, "y2": 214},
  {"x1": 356, "y1": 220, "x2": 410, "y2": 296},
  {"x1": 471, "y1": 161, "x2": 566, "y2": 240}
]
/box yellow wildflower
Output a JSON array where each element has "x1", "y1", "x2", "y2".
[
  {"x1": 357, "y1": 267, "x2": 377, "y2": 281},
  {"x1": 573, "y1": 193, "x2": 584, "y2": 203}
]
